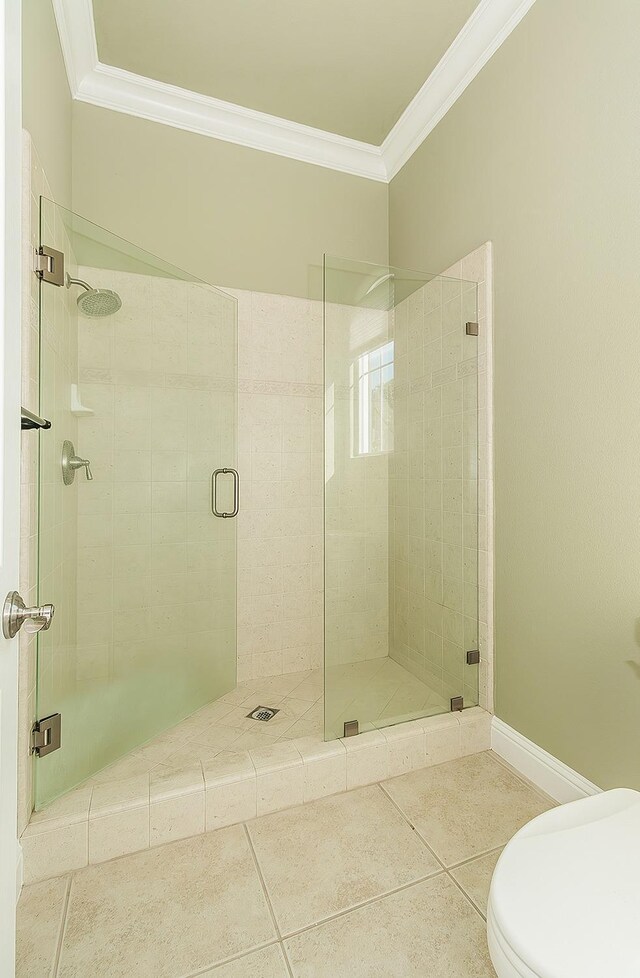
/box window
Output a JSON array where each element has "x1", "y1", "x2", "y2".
[{"x1": 351, "y1": 341, "x2": 394, "y2": 456}]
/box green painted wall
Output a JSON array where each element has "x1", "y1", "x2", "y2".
[
  {"x1": 389, "y1": 0, "x2": 640, "y2": 789},
  {"x1": 71, "y1": 103, "x2": 388, "y2": 297},
  {"x1": 22, "y1": 0, "x2": 72, "y2": 206}
]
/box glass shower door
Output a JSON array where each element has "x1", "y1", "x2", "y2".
[
  {"x1": 35, "y1": 198, "x2": 237, "y2": 806},
  {"x1": 324, "y1": 255, "x2": 479, "y2": 740}
]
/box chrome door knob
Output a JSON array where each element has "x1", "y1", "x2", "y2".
[{"x1": 2, "y1": 591, "x2": 55, "y2": 639}]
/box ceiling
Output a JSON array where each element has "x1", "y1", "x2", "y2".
[{"x1": 92, "y1": 0, "x2": 482, "y2": 145}]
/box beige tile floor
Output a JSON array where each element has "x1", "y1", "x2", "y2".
[
  {"x1": 18, "y1": 751, "x2": 553, "y2": 978},
  {"x1": 50, "y1": 657, "x2": 449, "y2": 793}
]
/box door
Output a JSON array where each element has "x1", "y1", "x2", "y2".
[
  {"x1": 0, "y1": 0, "x2": 23, "y2": 970},
  {"x1": 35, "y1": 200, "x2": 237, "y2": 807},
  {"x1": 323, "y1": 256, "x2": 480, "y2": 739}
]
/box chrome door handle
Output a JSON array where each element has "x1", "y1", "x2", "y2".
[
  {"x1": 211, "y1": 468, "x2": 239, "y2": 518},
  {"x1": 3, "y1": 591, "x2": 55, "y2": 639}
]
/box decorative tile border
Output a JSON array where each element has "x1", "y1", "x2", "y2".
[
  {"x1": 78, "y1": 366, "x2": 238, "y2": 392},
  {"x1": 21, "y1": 708, "x2": 491, "y2": 884},
  {"x1": 238, "y1": 379, "x2": 323, "y2": 398}
]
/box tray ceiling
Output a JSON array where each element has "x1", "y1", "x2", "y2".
[
  {"x1": 92, "y1": 0, "x2": 481, "y2": 145},
  {"x1": 53, "y1": 0, "x2": 537, "y2": 180}
]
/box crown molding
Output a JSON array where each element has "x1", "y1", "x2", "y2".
[
  {"x1": 77, "y1": 62, "x2": 388, "y2": 181},
  {"x1": 52, "y1": 0, "x2": 98, "y2": 91},
  {"x1": 382, "y1": 0, "x2": 538, "y2": 178},
  {"x1": 52, "y1": 0, "x2": 387, "y2": 181},
  {"x1": 53, "y1": 0, "x2": 537, "y2": 184}
]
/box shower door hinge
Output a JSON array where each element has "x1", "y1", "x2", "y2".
[
  {"x1": 31, "y1": 713, "x2": 61, "y2": 757},
  {"x1": 34, "y1": 245, "x2": 65, "y2": 286},
  {"x1": 450, "y1": 696, "x2": 464, "y2": 712},
  {"x1": 465, "y1": 321, "x2": 479, "y2": 336},
  {"x1": 466, "y1": 650, "x2": 480, "y2": 665}
]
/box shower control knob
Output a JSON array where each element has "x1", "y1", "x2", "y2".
[
  {"x1": 2, "y1": 591, "x2": 55, "y2": 639},
  {"x1": 61, "y1": 440, "x2": 93, "y2": 484},
  {"x1": 71, "y1": 456, "x2": 93, "y2": 481}
]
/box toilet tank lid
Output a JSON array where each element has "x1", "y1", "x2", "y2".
[{"x1": 490, "y1": 788, "x2": 640, "y2": 978}]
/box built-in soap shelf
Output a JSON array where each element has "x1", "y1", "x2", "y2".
[{"x1": 70, "y1": 384, "x2": 94, "y2": 417}]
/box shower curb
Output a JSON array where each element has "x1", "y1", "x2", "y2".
[{"x1": 21, "y1": 708, "x2": 491, "y2": 884}]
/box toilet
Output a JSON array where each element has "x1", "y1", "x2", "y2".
[{"x1": 487, "y1": 787, "x2": 640, "y2": 977}]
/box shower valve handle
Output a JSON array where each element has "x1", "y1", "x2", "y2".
[
  {"x1": 69, "y1": 455, "x2": 93, "y2": 480},
  {"x1": 61, "y1": 440, "x2": 93, "y2": 484}
]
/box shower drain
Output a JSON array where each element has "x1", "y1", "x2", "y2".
[{"x1": 247, "y1": 706, "x2": 280, "y2": 722}]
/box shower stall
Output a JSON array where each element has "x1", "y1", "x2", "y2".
[{"x1": 31, "y1": 200, "x2": 480, "y2": 812}]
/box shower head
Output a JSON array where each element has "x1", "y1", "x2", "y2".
[
  {"x1": 76, "y1": 288, "x2": 122, "y2": 318},
  {"x1": 364, "y1": 272, "x2": 395, "y2": 297},
  {"x1": 66, "y1": 275, "x2": 122, "y2": 318}
]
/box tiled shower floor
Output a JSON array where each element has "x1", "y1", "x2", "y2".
[{"x1": 50, "y1": 657, "x2": 449, "y2": 793}]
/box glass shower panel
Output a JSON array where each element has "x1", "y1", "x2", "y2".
[
  {"x1": 324, "y1": 255, "x2": 478, "y2": 740},
  {"x1": 35, "y1": 199, "x2": 237, "y2": 806}
]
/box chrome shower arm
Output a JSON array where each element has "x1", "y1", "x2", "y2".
[{"x1": 65, "y1": 274, "x2": 92, "y2": 293}]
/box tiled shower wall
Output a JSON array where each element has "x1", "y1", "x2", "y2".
[
  {"x1": 388, "y1": 248, "x2": 493, "y2": 712},
  {"x1": 234, "y1": 293, "x2": 394, "y2": 681},
  {"x1": 230, "y1": 290, "x2": 325, "y2": 681},
  {"x1": 77, "y1": 283, "x2": 325, "y2": 694},
  {"x1": 73, "y1": 282, "x2": 386, "y2": 699},
  {"x1": 324, "y1": 303, "x2": 391, "y2": 670},
  {"x1": 389, "y1": 275, "x2": 479, "y2": 707}
]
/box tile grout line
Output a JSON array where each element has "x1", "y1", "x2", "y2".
[
  {"x1": 51, "y1": 874, "x2": 72, "y2": 978},
  {"x1": 242, "y1": 822, "x2": 285, "y2": 944},
  {"x1": 279, "y1": 869, "x2": 445, "y2": 942},
  {"x1": 279, "y1": 940, "x2": 296, "y2": 978},
  {"x1": 380, "y1": 776, "x2": 518, "y2": 872},
  {"x1": 277, "y1": 941, "x2": 295, "y2": 978},
  {"x1": 447, "y1": 843, "x2": 504, "y2": 872},
  {"x1": 377, "y1": 781, "x2": 447, "y2": 871},
  {"x1": 445, "y1": 867, "x2": 488, "y2": 922},
  {"x1": 179, "y1": 939, "x2": 284, "y2": 978}
]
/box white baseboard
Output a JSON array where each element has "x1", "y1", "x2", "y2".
[
  {"x1": 491, "y1": 717, "x2": 601, "y2": 804},
  {"x1": 16, "y1": 841, "x2": 23, "y2": 903}
]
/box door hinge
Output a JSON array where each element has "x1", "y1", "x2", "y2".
[
  {"x1": 450, "y1": 696, "x2": 464, "y2": 712},
  {"x1": 32, "y1": 714, "x2": 61, "y2": 757},
  {"x1": 34, "y1": 245, "x2": 65, "y2": 287},
  {"x1": 466, "y1": 650, "x2": 480, "y2": 665},
  {"x1": 465, "y1": 321, "x2": 479, "y2": 336}
]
